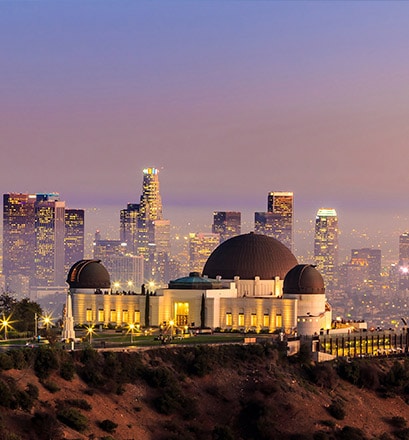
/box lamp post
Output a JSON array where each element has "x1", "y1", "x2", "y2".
[
  {"x1": 86, "y1": 325, "x2": 95, "y2": 345},
  {"x1": 129, "y1": 323, "x2": 135, "y2": 344},
  {"x1": 1, "y1": 315, "x2": 10, "y2": 340}
]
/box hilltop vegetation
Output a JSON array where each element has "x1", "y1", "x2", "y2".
[{"x1": 2, "y1": 343, "x2": 409, "y2": 439}]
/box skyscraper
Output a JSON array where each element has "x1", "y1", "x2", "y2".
[
  {"x1": 2, "y1": 193, "x2": 36, "y2": 292},
  {"x1": 64, "y1": 209, "x2": 85, "y2": 274},
  {"x1": 267, "y1": 191, "x2": 293, "y2": 251},
  {"x1": 314, "y1": 208, "x2": 339, "y2": 288},
  {"x1": 34, "y1": 193, "x2": 66, "y2": 287},
  {"x1": 188, "y1": 232, "x2": 220, "y2": 273},
  {"x1": 120, "y1": 203, "x2": 140, "y2": 253},
  {"x1": 398, "y1": 232, "x2": 409, "y2": 290},
  {"x1": 212, "y1": 211, "x2": 241, "y2": 243}
]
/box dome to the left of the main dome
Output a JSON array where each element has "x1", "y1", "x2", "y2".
[{"x1": 67, "y1": 259, "x2": 111, "y2": 289}]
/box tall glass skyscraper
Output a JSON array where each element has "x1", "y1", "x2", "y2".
[
  {"x1": 254, "y1": 191, "x2": 293, "y2": 251},
  {"x1": 64, "y1": 209, "x2": 85, "y2": 274},
  {"x1": 314, "y1": 208, "x2": 339, "y2": 288},
  {"x1": 212, "y1": 211, "x2": 241, "y2": 243}
]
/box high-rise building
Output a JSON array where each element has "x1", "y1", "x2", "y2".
[
  {"x1": 398, "y1": 233, "x2": 409, "y2": 290},
  {"x1": 212, "y1": 211, "x2": 241, "y2": 243},
  {"x1": 3, "y1": 193, "x2": 36, "y2": 290},
  {"x1": 314, "y1": 208, "x2": 339, "y2": 288},
  {"x1": 188, "y1": 232, "x2": 220, "y2": 273},
  {"x1": 34, "y1": 193, "x2": 66, "y2": 287},
  {"x1": 120, "y1": 168, "x2": 170, "y2": 285},
  {"x1": 346, "y1": 248, "x2": 381, "y2": 289},
  {"x1": 120, "y1": 203, "x2": 139, "y2": 253},
  {"x1": 267, "y1": 191, "x2": 293, "y2": 251},
  {"x1": 64, "y1": 209, "x2": 85, "y2": 274}
]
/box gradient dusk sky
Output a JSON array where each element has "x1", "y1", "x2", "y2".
[{"x1": 1, "y1": 1, "x2": 409, "y2": 258}]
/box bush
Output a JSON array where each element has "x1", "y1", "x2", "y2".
[
  {"x1": 388, "y1": 416, "x2": 407, "y2": 429},
  {"x1": 0, "y1": 353, "x2": 14, "y2": 370},
  {"x1": 60, "y1": 360, "x2": 75, "y2": 381},
  {"x1": 57, "y1": 398, "x2": 92, "y2": 411},
  {"x1": 41, "y1": 380, "x2": 60, "y2": 393},
  {"x1": 327, "y1": 399, "x2": 345, "y2": 420},
  {"x1": 57, "y1": 407, "x2": 88, "y2": 432},
  {"x1": 34, "y1": 347, "x2": 58, "y2": 379},
  {"x1": 337, "y1": 426, "x2": 367, "y2": 440},
  {"x1": 99, "y1": 419, "x2": 118, "y2": 433}
]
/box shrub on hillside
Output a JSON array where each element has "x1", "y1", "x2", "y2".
[
  {"x1": 57, "y1": 398, "x2": 92, "y2": 411},
  {"x1": 388, "y1": 416, "x2": 407, "y2": 429},
  {"x1": 41, "y1": 380, "x2": 60, "y2": 393},
  {"x1": 57, "y1": 407, "x2": 88, "y2": 432},
  {"x1": 31, "y1": 411, "x2": 63, "y2": 439},
  {"x1": 99, "y1": 419, "x2": 118, "y2": 433},
  {"x1": 0, "y1": 353, "x2": 14, "y2": 370},
  {"x1": 336, "y1": 426, "x2": 367, "y2": 440},
  {"x1": 34, "y1": 347, "x2": 58, "y2": 379}
]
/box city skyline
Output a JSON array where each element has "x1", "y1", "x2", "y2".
[{"x1": 2, "y1": 2, "x2": 409, "y2": 262}]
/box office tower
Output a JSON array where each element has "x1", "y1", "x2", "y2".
[
  {"x1": 120, "y1": 203, "x2": 140, "y2": 253},
  {"x1": 267, "y1": 191, "x2": 294, "y2": 251},
  {"x1": 314, "y1": 208, "x2": 339, "y2": 288},
  {"x1": 64, "y1": 209, "x2": 85, "y2": 274},
  {"x1": 34, "y1": 193, "x2": 66, "y2": 287},
  {"x1": 399, "y1": 232, "x2": 409, "y2": 290},
  {"x1": 3, "y1": 193, "x2": 36, "y2": 290},
  {"x1": 212, "y1": 211, "x2": 241, "y2": 243},
  {"x1": 188, "y1": 232, "x2": 220, "y2": 273}
]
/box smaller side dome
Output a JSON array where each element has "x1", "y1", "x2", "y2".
[
  {"x1": 283, "y1": 264, "x2": 325, "y2": 294},
  {"x1": 67, "y1": 259, "x2": 111, "y2": 289}
]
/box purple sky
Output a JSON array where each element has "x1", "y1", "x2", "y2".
[{"x1": 1, "y1": 1, "x2": 409, "y2": 260}]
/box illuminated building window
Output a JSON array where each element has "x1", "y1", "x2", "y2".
[
  {"x1": 134, "y1": 310, "x2": 141, "y2": 324},
  {"x1": 110, "y1": 310, "x2": 117, "y2": 322},
  {"x1": 263, "y1": 314, "x2": 269, "y2": 327},
  {"x1": 238, "y1": 313, "x2": 244, "y2": 326},
  {"x1": 123, "y1": 310, "x2": 129, "y2": 323},
  {"x1": 251, "y1": 313, "x2": 257, "y2": 327},
  {"x1": 276, "y1": 314, "x2": 282, "y2": 328},
  {"x1": 175, "y1": 302, "x2": 189, "y2": 326},
  {"x1": 98, "y1": 309, "x2": 104, "y2": 322},
  {"x1": 86, "y1": 309, "x2": 92, "y2": 322},
  {"x1": 225, "y1": 313, "x2": 232, "y2": 326}
]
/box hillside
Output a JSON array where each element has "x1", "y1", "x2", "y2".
[{"x1": 1, "y1": 343, "x2": 409, "y2": 440}]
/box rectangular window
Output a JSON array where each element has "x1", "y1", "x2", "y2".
[
  {"x1": 110, "y1": 310, "x2": 117, "y2": 322},
  {"x1": 251, "y1": 313, "x2": 257, "y2": 327},
  {"x1": 98, "y1": 309, "x2": 104, "y2": 322},
  {"x1": 225, "y1": 312, "x2": 232, "y2": 326},
  {"x1": 123, "y1": 310, "x2": 129, "y2": 323},
  {"x1": 276, "y1": 314, "x2": 282, "y2": 328},
  {"x1": 263, "y1": 314, "x2": 269, "y2": 327},
  {"x1": 86, "y1": 309, "x2": 92, "y2": 322},
  {"x1": 238, "y1": 313, "x2": 244, "y2": 326},
  {"x1": 134, "y1": 310, "x2": 141, "y2": 324}
]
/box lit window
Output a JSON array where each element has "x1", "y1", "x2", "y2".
[
  {"x1": 238, "y1": 313, "x2": 244, "y2": 326},
  {"x1": 86, "y1": 309, "x2": 92, "y2": 322},
  {"x1": 276, "y1": 314, "x2": 282, "y2": 328},
  {"x1": 226, "y1": 313, "x2": 232, "y2": 326},
  {"x1": 263, "y1": 314, "x2": 269, "y2": 327},
  {"x1": 123, "y1": 310, "x2": 129, "y2": 323},
  {"x1": 251, "y1": 313, "x2": 257, "y2": 327},
  {"x1": 134, "y1": 310, "x2": 141, "y2": 324},
  {"x1": 110, "y1": 310, "x2": 117, "y2": 322},
  {"x1": 98, "y1": 309, "x2": 104, "y2": 322}
]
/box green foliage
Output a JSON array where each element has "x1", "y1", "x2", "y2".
[
  {"x1": 306, "y1": 363, "x2": 338, "y2": 389},
  {"x1": 57, "y1": 407, "x2": 88, "y2": 432},
  {"x1": 0, "y1": 379, "x2": 17, "y2": 409},
  {"x1": 41, "y1": 380, "x2": 60, "y2": 393},
  {"x1": 337, "y1": 359, "x2": 360, "y2": 385},
  {"x1": 11, "y1": 298, "x2": 42, "y2": 333},
  {"x1": 60, "y1": 357, "x2": 76, "y2": 381},
  {"x1": 57, "y1": 398, "x2": 92, "y2": 411},
  {"x1": 0, "y1": 353, "x2": 14, "y2": 370},
  {"x1": 327, "y1": 399, "x2": 345, "y2": 420},
  {"x1": 34, "y1": 346, "x2": 59, "y2": 379},
  {"x1": 99, "y1": 419, "x2": 118, "y2": 433}
]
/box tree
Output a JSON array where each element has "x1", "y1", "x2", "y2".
[
  {"x1": 11, "y1": 299, "x2": 42, "y2": 333},
  {"x1": 144, "y1": 285, "x2": 150, "y2": 327},
  {"x1": 0, "y1": 291, "x2": 17, "y2": 316},
  {"x1": 200, "y1": 293, "x2": 206, "y2": 329}
]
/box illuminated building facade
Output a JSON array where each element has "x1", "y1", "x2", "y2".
[
  {"x1": 314, "y1": 208, "x2": 339, "y2": 288},
  {"x1": 68, "y1": 234, "x2": 331, "y2": 336},
  {"x1": 34, "y1": 193, "x2": 66, "y2": 287},
  {"x1": 188, "y1": 233, "x2": 220, "y2": 273},
  {"x1": 120, "y1": 203, "x2": 139, "y2": 254},
  {"x1": 212, "y1": 211, "x2": 241, "y2": 243},
  {"x1": 267, "y1": 191, "x2": 294, "y2": 251},
  {"x1": 2, "y1": 193, "x2": 36, "y2": 290},
  {"x1": 346, "y1": 248, "x2": 381, "y2": 289},
  {"x1": 399, "y1": 232, "x2": 409, "y2": 290},
  {"x1": 64, "y1": 209, "x2": 85, "y2": 274}
]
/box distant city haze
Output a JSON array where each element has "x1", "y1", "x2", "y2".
[{"x1": 1, "y1": 2, "x2": 409, "y2": 268}]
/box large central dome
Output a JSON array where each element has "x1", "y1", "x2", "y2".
[{"x1": 202, "y1": 232, "x2": 298, "y2": 280}]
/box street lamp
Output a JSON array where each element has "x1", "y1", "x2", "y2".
[
  {"x1": 1, "y1": 315, "x2": 11, "y2": 340},
  {"x1": 85, "y1": 325, "x2": 95, "y2": 344}
]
